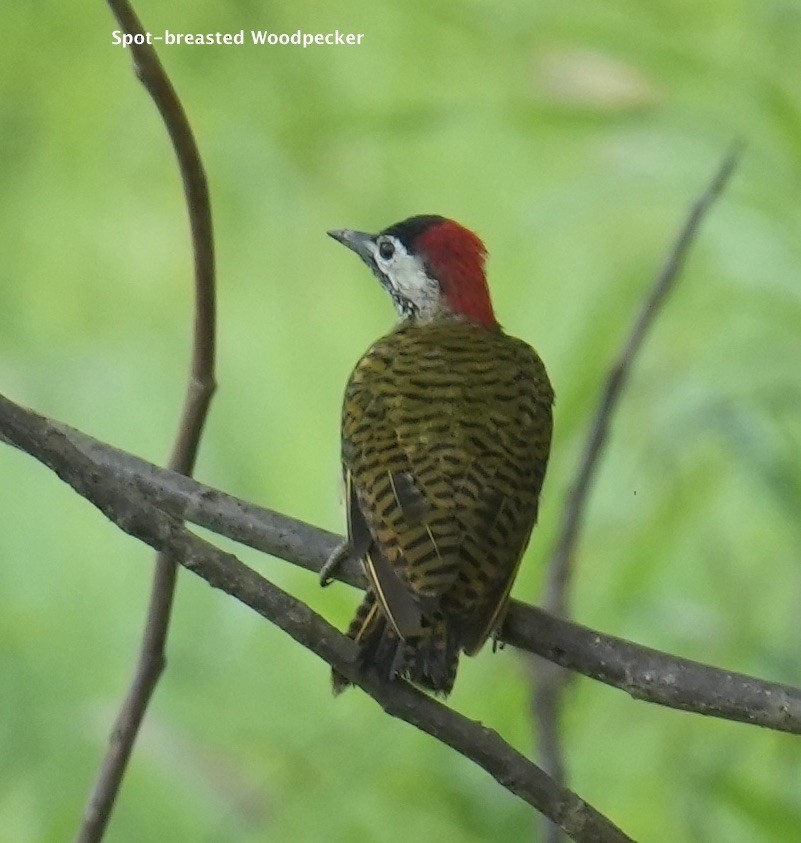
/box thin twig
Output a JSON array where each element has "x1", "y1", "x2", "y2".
[
  {"x1": 75, "y1": 3, "x2": 217, "y2": 841},
  {"x1": 3, "y1": 392, "x2": 800, "y2": 735},
  {"x1": 544, "y1": 145, "x2": 742, "y2": 618},
  {"x1": 534, "y1": 147, "x2": 742, "y2": 842},
  {"x1": 0, "y1": 400, "x2": 632, "y2": 843}
]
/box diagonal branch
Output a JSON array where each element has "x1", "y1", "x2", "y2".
[
  {"x1": 0, "y1": 401, "x2": 630, "y2": 843},
  {"x1": 76, "y1": 3, "x2": 217, "y2": 842},
  {"x1": 534, "y1": 146, "x2": 742, "y2": 842},
  {"x1": 3, "y1": 391, "x2": 800, "y2": 736},
  {"x1": 544, "y1": 144, "x2": 742, "y2": 619}
]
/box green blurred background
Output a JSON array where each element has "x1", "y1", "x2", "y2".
[{"x1": 1, "y1": 1, "x2": 800, "y2": 841}]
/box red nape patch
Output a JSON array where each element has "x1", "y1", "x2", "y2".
[{"x1": 414, "y1": 220, "x2": 498, "y2": 328}]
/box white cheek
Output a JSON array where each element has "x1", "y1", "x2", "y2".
[
  {"x1": 373, "y1": 242, "x2": 442, "y2": 319},
  {"x1": 391, "y1": 256, "x2": 433, "y2": 299}
]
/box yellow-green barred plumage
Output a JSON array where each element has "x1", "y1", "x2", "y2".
[{"x1": 333, "y1": 319, "x2": 553, "y2": 694}]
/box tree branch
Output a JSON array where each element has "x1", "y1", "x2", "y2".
[
  {"x1": 534, "y1": 146, "x2": 742, "y2": 842},
  {"x1": 544, "y1": 145, "x2": 742, "y2": 619},
  {"x1": 76, "y1": 3, "x2": 217, "y2": 841},
  {"x1": 2, "y1": 391, "x2": 799, "y2": 737},
  {"x1": 0, "y1": 397, "x2": 630, "y2": 843}
]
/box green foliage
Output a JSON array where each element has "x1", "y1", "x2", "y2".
[{"x1": 1, "y1": 1, "x2": 800, "y2": 840}]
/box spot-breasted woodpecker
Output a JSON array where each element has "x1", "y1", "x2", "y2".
[{"x1": 323, "y1": 215, "x2": 553, "y2": 696}]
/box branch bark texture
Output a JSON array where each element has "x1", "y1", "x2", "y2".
[
  {"x1": 0, "y1": 394, "x2": 631, "y2": 843},
  {"x1": 2, "y1": 393, "x2": 799, "y2": 737}
]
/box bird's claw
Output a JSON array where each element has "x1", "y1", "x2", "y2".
[
  {"x1": 319, "y1": 541, "x2": 351, "y2": 587},
  {"x1": 491, "y1": 630, "x2": 506, "y2": 653}
]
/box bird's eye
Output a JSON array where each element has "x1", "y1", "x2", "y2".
[{"x1": 378, "y1": 240, "x2": 395, "y2": 260}]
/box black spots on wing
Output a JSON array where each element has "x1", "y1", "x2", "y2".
[{"x1": 390, "y1": 470, "x2": 430, "y2": 525}]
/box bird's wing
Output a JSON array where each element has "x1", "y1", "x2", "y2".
[
  {"x1": 344, "y1": 468, "x2": 427, "y2": 639},
  {"x1": 448, "y1": 340, "x2": 553, "y2": 654},
  {"x1": 342, "y1": 342, "x2": 468, "y2": 638}
]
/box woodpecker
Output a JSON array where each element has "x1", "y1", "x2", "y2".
[{"x1": 324, "y1": 214, "x2": 553, "y2": 695}]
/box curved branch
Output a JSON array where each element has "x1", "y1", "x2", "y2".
[
  {"x1": 77, "y1": 3, "x2": 217, "y2": 841},
  {"x1": 2, "y1": 392, "x2": 799, "y2": 736}
]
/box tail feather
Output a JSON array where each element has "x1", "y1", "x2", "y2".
[
  {"x1": 402, "y1": 614, "x2": 460, "y2": 695},
  {"x1": 332, "y1": 590, "x2": 460, "y2": 696}
]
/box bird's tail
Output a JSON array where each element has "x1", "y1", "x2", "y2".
[{"x1": 332, "y1": 590, "x2": 460, "y2": 696}]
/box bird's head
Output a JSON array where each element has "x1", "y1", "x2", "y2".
[{"x1": 328, "y1": 215, "x2": 498, "y2": 329}]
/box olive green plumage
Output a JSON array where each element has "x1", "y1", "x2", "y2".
[{"x1": 332, "y1": 318, "x2": 553, "y2": 695}]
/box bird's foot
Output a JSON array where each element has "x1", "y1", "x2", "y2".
[
  {"x1": 491, "y1": 630, "x2": 506, "y2": 653},
  {"x1": 319, "y1": 540, "x2": 351, "y2": 587}
]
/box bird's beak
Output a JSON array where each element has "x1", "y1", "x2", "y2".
[{"x1": 327, "y1": 228, "x2": 375, "y2": 264}]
